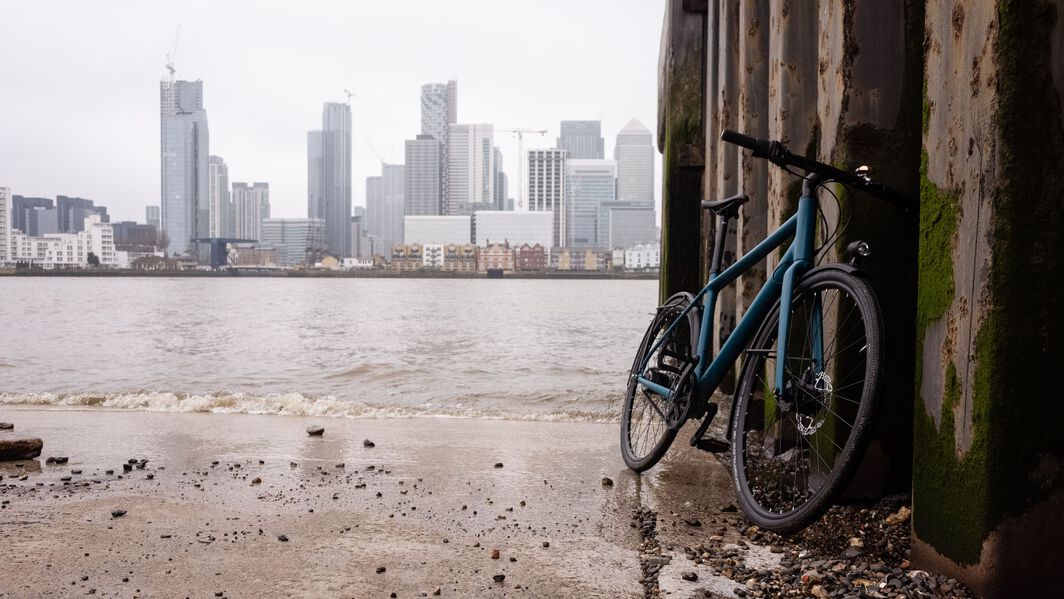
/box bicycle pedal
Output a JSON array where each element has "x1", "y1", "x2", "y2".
[{"x1": 693, "y1": 438, "x2": 730, "y2": 454}]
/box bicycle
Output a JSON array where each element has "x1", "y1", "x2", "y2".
[{"x1": 621, "y1": 129, "x2": 914, "y2": 533}]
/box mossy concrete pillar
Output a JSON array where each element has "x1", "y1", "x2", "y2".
[
  {"x1": 815, "y1": 0, "x2": 924, "y2": 496},
  {"x1": 658, "y1": 0, "x2": 707, "y2": 301},
  {"x1": 912, "y1": 1, "x2": 1064, "y2": 595}
]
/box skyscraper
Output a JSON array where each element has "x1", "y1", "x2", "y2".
[
  {"x1": 307, "y1": 103, "x2": 352, "y2": 258},
  {"x1": 306, "y1": 130, "x2": 323, "y2": 222},
  {"x1": 447, "y1": 124, "x2": 494, "y2": 215},
  {"x1": 365, "y1": 164, "x2": 406, "y2": 253},
  {"x1": 420, "y1": 81, "x2": 457, "y2": 202},
  {"x1": 146, "y1": 206, "x2": 161, "y2": 230},
  {"x1": 614, "y1": 118, "x2": 655, "y2": 204},
  {"x1": 404, "y1": 134, "x2": 442, "y2": 216},
  {"x1": 0, "y1": 187, "x2": 9, "y2": 265},
  {"x1": 492, "y1": 147, "x2": 507, "y2": 210},
  {"x1": 567, "y1": 159, "x2": 617, "y2": 247},
  {"x1": 208, "y1": 155, "x2": 229, "y2": 238},
  {"x1": 232, "y1": 182, "x2": 269, "y2": 241},
  {"x1": 527, "y1": 148, "x2": 567, "y2": 248},
  {"x1": 160, "y1": 79, "x2": 209, "y2": 257},
  {"x1": 558, "y1": 121, "x2": 605, "y2": 159}
]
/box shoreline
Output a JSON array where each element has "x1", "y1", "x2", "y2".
[
  {"x1": 0, "y1": 269, "x2": 659, "y2": 280},
  {"x1": 1, "y1": 409, "x2": 974, "y2": 598}
]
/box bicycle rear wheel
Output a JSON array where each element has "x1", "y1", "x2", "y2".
[
  {"x1": 730, "y1": 267, "x2": 883, "y2": 532},
  {"x1": 621, "y1": 293, "x2": 698, "y2": 472}
]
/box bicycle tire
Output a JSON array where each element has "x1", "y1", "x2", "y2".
[
  {"x1": 621, "y1": 293, "x2": 698, "y2": 472},
  {"x1": 730, "y1": 266, "x2": 884, "y2": 533}
]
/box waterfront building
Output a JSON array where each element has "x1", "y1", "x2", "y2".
[
  {"x1": 8, "y1": 214, "x2": 127, "y2": 268},
  {"x1": 160, "y1": 79, "x2": 209, "y2": 257},
  {"x1": 208, "y1": 156, "x2": 230, "y2": 238},
  {"x1": 307, "y1": 102, "x2": 352, "y2": 258},
  {"x1": 597, "y1": 200, "x2": 657, "y2": 249},
  {"x1": 558, "y1": 120, "x2": 605, "y2": 159},
  {"x1": 0, "y1": 187, "x2": 9, "y2": 264},
  {"x1": 527, "y1": 148, "x2": 567, "y2": 247},
  {"x1": 365, "y1": 164, "x2": 405, "y2": 255},
  {"x1": 614, "y1": 118, "x2": 655, "y2": 204},
  {"x1": 389, "y1": 242, "x2": 423, "y2": 273},
  {"x1": 515, "y1": 243, "x2": 547, "y2": 272},
  {"x1": 567, "y1": 159, "x2": 617, "y2": 248},
  {"x1": 405, "y1": 134, "x2": 443, "y2": 215},
  {"x1": 472, "y1": 210, "x2": 553, "y2": 249},
  {"x1": 478, "y1": 241, "x2": 515, "y2": 272},
  {"x1": 228, "y1": 245, "x2": 277, "y2": 268},
  {"x1": 259, "y1": 218, "x2": 325, "y2": 267},
  {"x1": 232, "y1": 182, "x2": 269, "y2": 241},
  {"x1": 350, "y1": 214, "x2": 371, "y2": 260},
  {"x1": 404, "y1": 215, "x2": 471, "y2": 245},
  {"x1": 447, "y1": 124, "x2": 494, "y2": 215},
  {"x1": 550, "y1": 247, "x2": 611, "y2": 272},
  {"x1": 146, "y1": 206, "x2": 161, "y2": 230},
  {"x1": 112, "y1": 221, "x2": 159, "y2": 255},
  {"x1": 625, "y1": 244, "x2": 661, "y2": 271},
  {"x1": 421, "y1": 80, "x2": 457, "y2": 201}
]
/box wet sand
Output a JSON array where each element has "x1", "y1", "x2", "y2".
[{"x1": 0, "y1": 409, "x2": 648, "y2": 598}]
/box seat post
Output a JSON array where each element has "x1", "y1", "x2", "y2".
[{"x1": 709, "y1": 214, "x2": 730, "y2": 277}]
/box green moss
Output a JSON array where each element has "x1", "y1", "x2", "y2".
[{"x1": 915, "y1": 152, "x2": 958, "y2": 335}]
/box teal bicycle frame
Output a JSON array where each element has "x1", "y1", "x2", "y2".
[{"x1": 636, "y1": 177, "x2": 823, "y2": 410}]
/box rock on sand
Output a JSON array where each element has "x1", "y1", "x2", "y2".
[{"x1": 0, "y1": 438, "x2": 43, "y2": 461}]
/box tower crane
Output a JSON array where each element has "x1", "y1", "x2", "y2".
[
  {"x1": 164, "y1": 24, "x2": 182, "y2": 83},
  {"x1": 496, "y1": 127, "x2": 547, "y2": 210}
]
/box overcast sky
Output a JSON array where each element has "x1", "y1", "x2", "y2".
[{"x1": 0, "y1": 1, "x2": 664, "y2": 223}]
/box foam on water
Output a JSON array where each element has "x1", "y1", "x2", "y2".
[{"x1": 0, "y1": 391, "x2": 620, "y2": 423}]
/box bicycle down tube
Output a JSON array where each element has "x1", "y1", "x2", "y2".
[{"x1": 635, "y1": 179, "x2": 821, "y2": 409}]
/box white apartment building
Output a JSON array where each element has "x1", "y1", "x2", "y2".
[
  {"x1": 473, "y1": 210, "x2": 553, "y2": 249},
  {"x1": 0, "y1": 186, "x2": 10, "y2": 265},
  {"x1": 404, "y1": 215, "x2": 470, "y2": 245},
  {"x1": 624, "y1": 244, "x2": 660, "y2": 271},
  {"x1": 208, "y1": 155, "x2": 230, "y2": 237},
  {"x1": 447, "y1": 123, "x2": 494, "y2": 215},
  {"x1": 9, "y1": 214, "x2": 128, "y2": 268},
  {"x1": 232, "y1": 182, "x2": 270, "y2": 241},
  {"x1": 527, "y1": 148, "x2": 567, "y2": 247}
]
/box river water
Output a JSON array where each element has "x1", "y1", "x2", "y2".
[{"x1": 0, "y1": 278, "x2": 658, "y2": 422}]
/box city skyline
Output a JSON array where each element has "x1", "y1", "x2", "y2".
[{"x1": 0, "y1": 1, "x2": 662, "y2": 224}]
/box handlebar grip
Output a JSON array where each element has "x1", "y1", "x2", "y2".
[{"x1": 721, "y1": 130, "x2": 773, "y2": 157}]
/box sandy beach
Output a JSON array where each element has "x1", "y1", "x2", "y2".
[{"x1": 1, "y1": 409, "x2": 965, "y2": 599}]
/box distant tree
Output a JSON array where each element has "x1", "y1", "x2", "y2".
[{"x1": 87, "y1": 252, "x2": 101, "y2": 267}]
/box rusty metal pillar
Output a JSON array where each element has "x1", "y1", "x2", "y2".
[
  {"x1": 658, "y1": 0, "x2": 708, "y2": 301},
  {"x1": 911, "y1": 1, "x2": 1064, "y2": 596}
]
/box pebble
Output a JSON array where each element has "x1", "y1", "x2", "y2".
[
  {"x1": 111, "y1": 509, "x2": 127, "y2": 518},
  {"x1": 306, "y1": 426, "x2": 325, "y2": 436},
  {"x1": 601, "y1": 477, "x2": 614, "y2": 487},
  {"x1": 376, "y1": 566, "x2": 386, "y2": 574},
  {"x1": 363, "y1": 439, "x2": 375, "y2": 447},
  {"x1": 492, "y1": 574, "x2": 505, "y2": 583},
  {"x1": 491, "y1": 549, "x2": 500, "y2": 560},
  {"x1": 277, "y1": 535, "x2": 288, "y2": 542},
  {"x1": 681, "y1": 572, "x2": 698, "y2": 582},
  {"x1": 433, "y1": 587, "x2": 441, "y2": 596},
  {"x1": 494, "y1": 462, "x2": 503, "y2": 468},
  {"x1": 251, "y1": 477, "x2": 262, "y2": 485},
  {"x1": 0, "y1": 422, "x2": 13, "y2": 430},
  {"x1": 542, "y1": 541, "x2": 550, "y2": 548}
]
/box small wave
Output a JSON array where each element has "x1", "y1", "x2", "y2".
[{"x1": 0, "y1": 391, "x2": 620, "y2": 423}]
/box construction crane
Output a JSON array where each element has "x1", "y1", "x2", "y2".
[
  {"x1": 164, "y1": 24, "x2": 182, "y2": 83},
  {"x1": 344, "y1": 89, "x2": 358, "y2": 105},
  {"x1": 496, "y1": 127, "x2": 547, "y2": 210}
]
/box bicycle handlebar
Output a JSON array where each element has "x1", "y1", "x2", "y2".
[{"x1": 720, "y1": 129, "x2": 916, "y2": 211}]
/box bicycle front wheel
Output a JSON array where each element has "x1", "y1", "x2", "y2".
[{"x1": 730, "y1": 267, "x2": 884, "y2": 532}]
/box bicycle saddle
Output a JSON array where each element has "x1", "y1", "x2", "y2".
[{"x1": 701, "y1": 194, "x2": 749, "y2": 218}]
